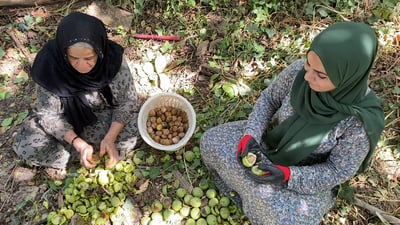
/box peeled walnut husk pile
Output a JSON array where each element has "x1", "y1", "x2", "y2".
[{"x1": 146, "y1": 106, "x2": 189, "y2": 145}]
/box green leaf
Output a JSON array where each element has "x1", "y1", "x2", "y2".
[
  {"x1": 162, "y1": 172, "x2": 173, "y2": 181},
  {"x1": 15, "y1": 110, "x2": 29, "y2": 125},
  {"x1": 160, "y1": 41, "x2": 173, "y2": 53},
  {"x1": 305, "y1": 2, "x2": 315, "y2": 16},
  {"x1": 12, "y1": 70, "x2": 29, "y2": 84},
  {"x1": 264, "y1": 28, "x2": 276, "y2": 39},
  {"x1": 1, "y1": 116, "x2": 13, "y2": 127},
  {"x1": 245, "y1": 23, "x2": 259, "y2": 33},
  {"x1": 191, "y1": 158, "x2": 202, "y2": 169},
  {"x1": 0, "y1": 91, "x2": 12, "y2": 100},
  {"x1": 0, "y1": 47, "x2": 5, "y2": 58},
  {"x1": 187, "y1": 0, "x2": 196, "y2": 6},
  {"x1": 24, "y1": 15, "x2": 34, "y2": 27},
  {"x1": 392, "y1": 86, "x2": 400, "y2": 95},
  {"x1": 317, "y1": 8, "x2": 328, "y2": 17},
  {"x1": 141, "y1": 170, "x2": 150, "y2": 177},
  {"x1": 338, "y1": 182, "x2": 355, "y2": 204},
  {"x1": 253, "y1": 42, "x2": 265, "y2": 57},
  {"x1": 149, "y1": 167, "x2": 160, "y2": 179}
]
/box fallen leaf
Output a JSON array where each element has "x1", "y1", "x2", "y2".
[{"x1": 136, "y1": 179, "x2": 150, "y2": 194}]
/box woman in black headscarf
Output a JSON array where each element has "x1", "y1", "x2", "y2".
[{"x1": 13, "y1": 12, "x2": 140, "y2": 179}]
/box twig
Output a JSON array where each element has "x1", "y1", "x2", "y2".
[
  {"x1": 315, "y1": 4, "x2": 350, "y2": 21},
  {"x1": 0, "y1": 166, "x2": 16, "y2": 212},
  {"x1": 172, "y1": 170, "x2": 193, "y2": 194},
  {"x1": 376, "y1": 211, "x2": 392, "y2": 225},
  {"x1": 385, "y1": 55, "x2": 400, "y2": 74},
  {"x1": 354, "y1": 197, "x2": 400, "y2": 224},
  {"x1": 101, "y1": 186, "x2": 113, "y2": 196},
  {"x1": 199, "y1": 63, "x2": 236, "y2": 79},
  {"x1": 355, "y1": 194, "x2": 400, "y2": 203}
]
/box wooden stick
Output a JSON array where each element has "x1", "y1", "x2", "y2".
[
  {"x1": 199, "y1": 63, "x2": 236, "y2": 79},
  {"x1": 132, "y1": 34, "x2": 181, "y2": 41},
  {"x1": 0, "y1": 0, "x2": 66, "y2": 7},
  {"x1": 354, "y1": 197, "x2": 400, "y2": 224},
  {"x1": 173, "y1": 170, "x2": 193, "y2": 194}
]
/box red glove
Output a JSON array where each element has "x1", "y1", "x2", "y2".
[
  {"x1": 236, "y1": 135, "x2": 263, "y2": 164},
  {"x1": 247, "y1": 163, "x2": 290, "y2": 183}
]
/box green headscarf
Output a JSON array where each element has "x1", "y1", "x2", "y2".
[{"x1": 263, "y1": 22, "x2": 384, "y2": 172}]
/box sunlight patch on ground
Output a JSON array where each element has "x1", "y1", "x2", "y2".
[
  {"x1": 0, "y1": 48, "x2": 21, "y2": 76},
  {"x1": 375, "y1": 147, "x2": 400, "y2": 181}
]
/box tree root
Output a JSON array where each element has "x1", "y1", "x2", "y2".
[{"x1": 354, "y1": 197, "x2": 400, "y2": 224}]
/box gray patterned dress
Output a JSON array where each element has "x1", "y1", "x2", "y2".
[
  {"x1": 13, "y1": 58, "x2": 140, "y2": 169},
  {"x1": 200, "y1": 59, "x2": 370, "y2": 225}
]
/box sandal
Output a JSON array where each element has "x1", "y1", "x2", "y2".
[
  {"x1": 12, "y1": 166, "x2": 37, "y2": 182},
  {"x1": 44, "y1": 167, "x2": 68, "y2": 180}
]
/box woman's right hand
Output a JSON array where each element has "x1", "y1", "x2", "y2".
[
  {"x1": 72, "y1": 137, "x2": 97, "y2": 169},
  {"x1": 78, "y1": 144, "x2": 97, "y2": 169}
]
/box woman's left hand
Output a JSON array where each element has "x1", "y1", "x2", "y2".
[
  {"x1": 100, "y1": 138, "x2": 119, "y2": 169},
  {"x1": 246, "y1": 163, "x2": 291, "y2": 184}
]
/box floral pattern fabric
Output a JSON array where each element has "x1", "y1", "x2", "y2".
[
  {"x1": 200, "y1": 59, "x2": 370, "y2": 225},
  {"x1": 13, "y1": 58, "x2": 140, "y2": 169}
]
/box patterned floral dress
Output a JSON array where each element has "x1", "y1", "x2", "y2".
[
  {"x1": 13, "y1": 58, "x2": 140, "y2": 169},
  {"x1": 200, "y1": 59, "x2": 370, "y2": 225}
]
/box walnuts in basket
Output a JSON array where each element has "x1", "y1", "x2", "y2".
[{"x1": 146, "y1": 106, "x2": 189, "y2": 145}]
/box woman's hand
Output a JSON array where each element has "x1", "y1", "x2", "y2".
[
  {"x1": 100, "y1": 138, "x2": 119, "y2": 169},
  {"x1": 77, "y1": 143, "x2": 97, "y2": 169},
  {"x1": 65, "y1": 130, "x2": 97, "y2": 169},
  {"x1": 246, "y1": 163, "x2": 291, "y2": 184},
  {"x1": 101, "y1": 121, "x2": 124, "y2": 169},
  {"x1": 236, "y1": 135, "x2": 264, "y2": 165}
]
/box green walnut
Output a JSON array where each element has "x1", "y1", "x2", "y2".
[
  {"x1": 184, "y1": 150, "x2": 195, "y2": 162},
  {"x1": 176, "y1": 188, "x2": 187, "y2": 198},
  {"x1": 97, "y1": 170, "x2": 109, "y2": 186},
  {"x1": 190, "y1": 207, "x2": 201, "y2": 220},
  {"x1": 189, "y1": 197, "x2": 202, "y2": 208},
  {"x1": 151, "y1": 200, "x2": 163, "y2": 213},
  {"x1": 185, "y1": 218, "x2": 196, "y2": 225},
  {"x1": 191, "y1": 187, "x2": 204, "y2": 198},
  {"x1": 172, "y1": 199, "x2": 183, "y2": 212},
  {"x1": 219, "y1": 207, "x2": 230, "y2": 219},
  {"x1": 208, "y1": 197, "x2": 219, "y2": 207},
  {"x1": 140, "y1": 215, "x2": 151, "y2": 225},
  {"x1": 183, "y1": 194, "x2": 193, "y2": 205},
  {"x1": 251, "y1": 165, "x2": 265, "y2": 176},
  {"x1": 179, "y1": 206, "x2": 191, "y2": 217},
  {"x1": 242, "y1": 152, "x2": 257, "y2": 167},
  {"x1": 49, "y1": 213, "x2": 66, "y2": 225},
  {"x1": 206, "y1": 214, "x2": 218, "y2": 225},
  {"x1": 163, "y1": 209, "x2": 174, "y2": 221},
  {"x1": 206, "y1": 189, "x2": 217, "y2": 199},
  {"x1": 110, "y1": 196, "x2": 121, "y2": 207},
  {"x1": 219, "y1": 196, "x2": 230, "y2": 207},
  {"x1": 196, "y1": 218, "x2": 207, "y2": 225}
]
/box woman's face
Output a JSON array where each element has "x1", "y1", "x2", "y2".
[
  {"x1": 67, "y1": 46, "x2": 98, "y2": 74},
  {"x1": 304, "y1": 51, "x2": 336, "y2": 92}
]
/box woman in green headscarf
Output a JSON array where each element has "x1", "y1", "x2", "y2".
[{"x1": 200, "y1": 22, "x2": 384, "y2": 225}]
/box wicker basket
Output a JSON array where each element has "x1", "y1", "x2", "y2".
[{"x1": 138, "y1": 92, "x2": 196, "y2": 151}]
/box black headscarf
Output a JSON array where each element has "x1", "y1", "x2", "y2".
[{"x1": 30, "y1": 12, "x2": 124, "y2": 134}]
